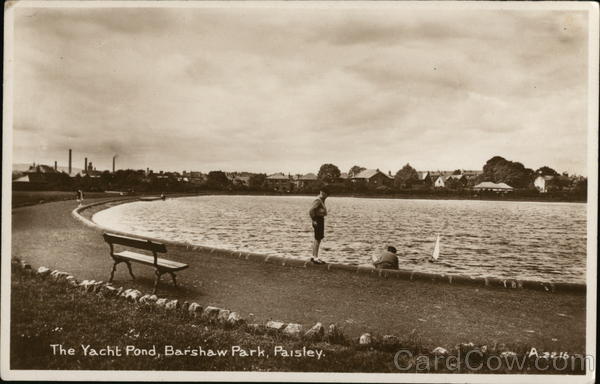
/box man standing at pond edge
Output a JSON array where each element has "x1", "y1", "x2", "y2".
[{"x1": 309, "y1": 186, "x2": 330, "y2": 264}]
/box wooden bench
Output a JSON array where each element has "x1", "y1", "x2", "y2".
[{"x1": 103, "y1": 233, "x2": 189, "y2": 294}]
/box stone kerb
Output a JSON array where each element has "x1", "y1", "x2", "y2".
[
  {"x1": 13, "y1": 257, "x2": 576, "y2": 360},
  {"x1": 73, "y1": 198, "x2": 586, "y2": 295}
]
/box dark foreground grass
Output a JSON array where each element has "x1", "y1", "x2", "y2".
[{"x1": 10, "y1": 265, "x2": 587, "y2": 374}]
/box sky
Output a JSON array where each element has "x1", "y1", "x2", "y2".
[{"x1": 11, "y1": 5, "x2": 590, "y2": 175}]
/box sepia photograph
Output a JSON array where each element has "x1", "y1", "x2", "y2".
[{"x1": 2, "y1": 1, "x2": 598, "y2": 382}]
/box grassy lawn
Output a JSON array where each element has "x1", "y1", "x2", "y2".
[
  {"x1": 11, "y1": 191, "x2": 120, "y2": 208},
  {"x1": 10, "y1": 264, "x2": 586, "y2": 374}
]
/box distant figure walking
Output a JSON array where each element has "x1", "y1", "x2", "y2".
[
  {"x1": 372, "y1": 246, "x2": 399, "y2": 269},
  {"x1": 76, "y1": 189, "x2": 84, "y2": 207},
  {"x1": 309, "y1": 186, "x2": 330, "y2": 264},
  {"x1": 160, "y1": 193, "x2": 166, "y2": 201}
]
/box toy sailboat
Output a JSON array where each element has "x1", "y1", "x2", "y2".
[{"x1": 431, "y1": 234, "x2": 441, "y2": 261}]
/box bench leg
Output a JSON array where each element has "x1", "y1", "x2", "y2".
[
  {"x1": 109, "y1": 261, "x2": 119, "y2": 283},
  {"x1": 169, "y1": 272, "x2": 177, "y2": 287},
  {"x1": 152, "y1": 269, "x2": 161, "y2": 294},
  {"x1": 125, "y1": 261, "x2": 135, "y2": 280}
]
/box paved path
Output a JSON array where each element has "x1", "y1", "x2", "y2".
[{"x1": 11, "y1": 199, "x2": 586, "y2": 351}]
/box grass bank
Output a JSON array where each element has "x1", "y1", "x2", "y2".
[
  {"x1": 10, "y1": 265, "x2": 587, "y2": 374},
  {"x1": 11, "y1": 191, "x2": 123, "y2": 208}
]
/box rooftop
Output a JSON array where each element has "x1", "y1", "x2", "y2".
[
  {"x1": 297, "y1": 173, "x2": 318, "y2": 180},
  {"x1": 267, "y1": 173, "x2": 289, "y2": 180},
  {"x1": 352, "y1": 169, "x2": 392, "y2": 179},
  {"x1": 473, "y1": 181, "x2": 514, "y2": 190}
]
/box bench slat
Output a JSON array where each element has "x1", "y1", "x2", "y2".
[
  {"x1": 113, "y1": 251, "x2": 189, "y2": 271},
  {"x1": 104, "y1": 233, "x2": 167, "y2": 253}
]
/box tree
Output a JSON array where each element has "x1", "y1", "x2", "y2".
[
  {"x1": 248, "y1": 173, "x2": 267, "y2": 190},
  {"x1": 446, "y1": 177, "x2": 466, "y2": 190},
  {"x1": 536, "y1": 166, "x2": 559, "y2": 177},
  {"x1": 452, "y1": 169, "x2": 462, "y2": 175},
  {"x1": 317, "y1": 163, "x2": 341, "y2": 183},
  {"x1": 573, "y1": 177, "x2": 587, "y2": 196},
  {"x1": 348, "y1": 165, "x2": 366, "y2": 178},
  {"x1": 394, "y1": 163, "x2": 419, "y2": 188},
  {"x1": 481, "y1": 156, "x2": 534, "y2": 189},
  {"x1": 206, "y1": 171, "x2": 230, "y2": 190}
]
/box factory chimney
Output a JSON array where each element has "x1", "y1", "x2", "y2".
[
  {"x1": 68, "y1": 149, "x2": 72, "y2": 174},
  {"x1": 84, "y1": 157, "x2": 88, "y2": 174},
  {"x1": 54, "y1": 161, "x2": 57, "y2": 171},
  {"x1": 112, "y1": 155, "x2": 117, "y2": 173}
]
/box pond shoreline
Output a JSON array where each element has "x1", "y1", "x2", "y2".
[
  {"x1": 89, "y1": 195, "x2": 586, "y2": 286},
  {"x1": 82, "y1": 197, "x2": 586, "y2": 292},
  {"x1": 12, "y1": 189, "x2": 586, "y2": 209}
]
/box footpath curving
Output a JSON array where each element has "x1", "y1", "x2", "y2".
[
  {"x1": 11, "y1": 197, "x2": 587, "y2": 351},
  {"x1": 73, "y1": 197, "x2": 586, "y2": 294}
]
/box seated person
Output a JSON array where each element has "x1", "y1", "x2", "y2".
[{"x1": 372, "y1": 246, "x2": 399, "y2": 269}]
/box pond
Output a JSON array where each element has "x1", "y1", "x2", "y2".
[{"x1": 92, "y1": 195, "x2": 587, "y2": 283}]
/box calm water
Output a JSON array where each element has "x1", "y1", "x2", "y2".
[{"x1": 92, "y1": 196, "x2": 587, "y2": 283}]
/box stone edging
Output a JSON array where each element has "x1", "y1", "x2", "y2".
[
  {"x1": 13, "y1": 258, "x2": 592, "y2": 361},
  {"x1": 12, "y1": 258, "x2": 329, "y2": 341},
  {"x1": 12, "y1": 257, "x2": 435, "y2": 352},
  {"x1": 71, "y1": 198, "x2": 586, "y2": 294}
]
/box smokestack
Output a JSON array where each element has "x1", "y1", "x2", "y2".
[
  {"x1": 112, "y1": 155, "x2": 117, "y2": 173},
  {"x1": 54, "y1": 161, "x2": 57, "y2": 170},
  {"x1": 68, "y1": 149, "x2": 72, "y2": 174},
  {"x1": 85, "y1": 157, "x2": 88, "y2": 174}
]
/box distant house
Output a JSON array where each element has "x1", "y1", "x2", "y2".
[
  {"x1": 266, "y1": 173, "x2": 293, "y2": 192},
  {"x1": 12, "y1": 164, "x2": 67, "y2": 190},
  {"x1": 446, "y1": 174, "x2": 467, "y2": 188},
  {"x1": 23, "y1": 164, "x2": 63, "y2": 184},
  {"x1": 534, "y1": 175, "x2": 554, "y2": 193},
  {"x1": 429, "y1": 171, "x2": 452, "y2": 187},
  {"x1": 461, "y1": 170, "x2": 483, "y2": 179},
  {"x1": 472, "y1": 182, "x2": 514, "y2": 192},
  {"x1": 155, "y1": 171, "x2": 169, "y2": 180},
  {"x1": 351, "y1": 169, "x2": 393, "y2": 187},
  {"x1": 433, "y1": 175, "x2": 460, "y2": 188},
  {"x1": 181, "y1": 171, "x2": 206, "y2": 185},
  {"x1": 431, "y1": 172, "x2": 470, "y2": 188},
  {"x1": 294, "y1": 173, "x2": 318, "y2": 190},
  {"x1": 534, "y1": 175, "x2": 571, "y2": 193},
  {"x1": 13, "y1": 174, "x2": 30, "y2": 183},
  {"x1": 416, "y1": 171, "x2": 432, "y2": 185},
  {"x1": 433, "y1": 176, "x2": 446, "y2": 188}
]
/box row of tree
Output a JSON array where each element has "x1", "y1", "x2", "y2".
[
  {"x1": 312, "y1": 156, "x2": 586, "y2": 194},
  {"x1": 13, "y1": 156, "x2": 587, "y2": 198}
]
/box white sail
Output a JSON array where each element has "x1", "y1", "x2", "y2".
[{"x1": 432, "y1": 234, "x2": 441, "y2": 261}]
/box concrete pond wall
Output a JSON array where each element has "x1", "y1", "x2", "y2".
[{"x1": 72, "y1": 198, "x2": 586, "y2": 295}]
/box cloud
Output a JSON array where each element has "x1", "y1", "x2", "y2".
[{"x1": 10, "y1": 6, "x2": 590, "y2": 175}]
